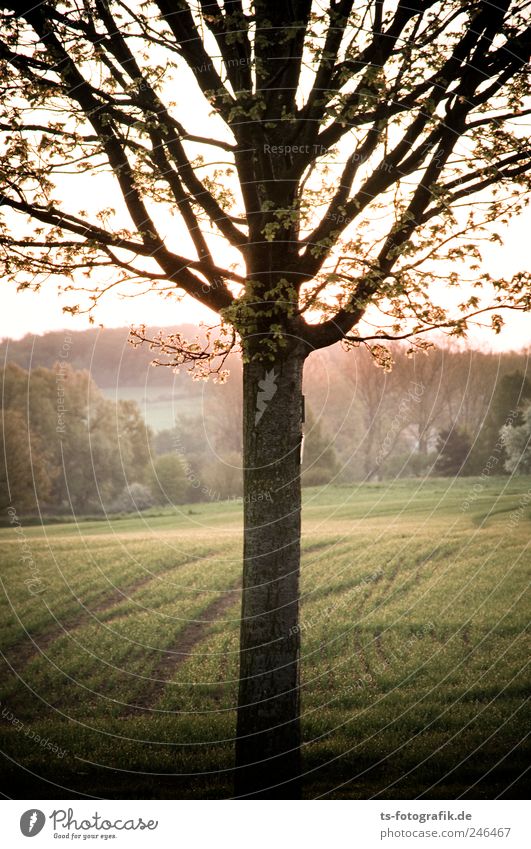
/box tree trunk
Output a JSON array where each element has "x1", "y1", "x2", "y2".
[{"x1": 235, "y1": 349, "x2": 306, "y2": 799}]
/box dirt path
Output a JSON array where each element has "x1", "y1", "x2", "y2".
[
  {"x1": 122, "y1": 580, "x2": 242, "y2": 715},
  {"x1": 5, "y1": 551, "x2": 217, "y2": 669}
]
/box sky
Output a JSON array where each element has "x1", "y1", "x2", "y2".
[
  {"x1": 3, "y1": 211, "x2": 530, "y2": 352},
  {"x1": 1, "y1": 8, "x2": 530, "y2": 353}
]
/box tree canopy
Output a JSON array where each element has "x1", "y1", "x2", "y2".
[{"x1": 1, "y1": 1, "x2": 530, "y2": 367}]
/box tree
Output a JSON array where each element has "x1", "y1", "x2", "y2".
[
  {"x1": 501, "y1": 403, "x2": 531, "y2": 473},
  {"x1": 302, "y1": 408, "x2": 340, "y2": 485},
  {"x1": 112, "y1": 481, "x2": 154, "y2": 513},
  {"x1": 1, "y1": 1, "x2": 530, "y2": 798},
  {"x1": 150, "y1": 453, "x2": 188, "y2": 505},
  {"x1": 2, "y1": 362, "x2": 152, "y2": 513},
  {"x1": 0, "y1": 409, "x2": 53, "y2": 511},
  {"x1": 434, "y1": 426, "x2": 472, "y2": 477},
  {"x1": 469, "y1": 370, "x2": 531, "y2": 471}
]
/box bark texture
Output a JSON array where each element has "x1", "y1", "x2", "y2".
[{"x1": 235, "y1": 350, "x2": 306, "y2": 798}]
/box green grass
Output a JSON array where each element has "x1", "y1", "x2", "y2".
[{"x1": 0, "y1": 476, "x2": 529, "y2": 799}]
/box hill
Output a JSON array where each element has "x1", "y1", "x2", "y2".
[{"x1": 0, "y1": 325, "x2": 204, "y2": 430}]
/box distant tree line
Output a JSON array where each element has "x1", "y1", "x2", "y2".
[
  {"x1": 303, "y1": 342, "x2": 531, "y2": 481},
  {"x1": 0, "y1": 325, "x2": 201, "y2": 387},
  {"x1": 2, "y1": 340, "x2": 530, "y2": 516},
  {"x1": 153, "y1": 342, "x2": 531, "y2": 490},
  {"x1": 1, "y1": 362, "x2": 152, "y2": 515}
]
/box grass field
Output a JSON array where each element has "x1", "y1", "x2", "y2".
[{"x1": 0, "y1": 477, "x2": 529, "y2": 799}]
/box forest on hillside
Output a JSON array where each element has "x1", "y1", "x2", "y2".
[
  {"x1": 1, "y1": 328, "x2": 531, "y2": 516},
  {"x1": 0, "y1": 325, "x2": 200, "y2": 387}
]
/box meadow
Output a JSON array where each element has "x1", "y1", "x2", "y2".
[{"x1": 0, "y1": 477, "x2": 529, "y2": 799}]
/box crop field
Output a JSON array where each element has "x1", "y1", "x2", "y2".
[{"x1": 0, "y1": 477, "x2": 529, "y2": 799}]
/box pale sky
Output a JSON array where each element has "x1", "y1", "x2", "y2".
[
  {"x1": 2, "y1": 13, "x2": 530, "y2": 353},
  {"x1": 3, "y1": 211, "x2": 530, "y2": 352}
]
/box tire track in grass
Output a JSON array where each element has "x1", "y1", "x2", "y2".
[
  {"x1": 305, "y1": 557, "x2": 392, "y2": 693},
  {"x1": 347, "y1": 559, "x2": 398, "y2": 681},
  {"x1": 359, "y1": 542, "x2": 443, "y2": 672},
  {"x1": 4, "y1": 549, "x2": 220, "y2": 670},
  {"x1": 373, "y1": 630, "x2": 388, "y2": 670},
  {"x1": 121, "y1": 580, "x2": 242, "y2": 716}
]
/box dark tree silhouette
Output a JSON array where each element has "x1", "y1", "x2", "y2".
[
  {"x1": 471, "y1": 370, "x2": 531, "y2": 470},
  {"x1": 1, "y1": 1, "x2": 530, "y2": 797},
  {"x1": 434, "y1": 426, "x2": 472, "y2": 476}
]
